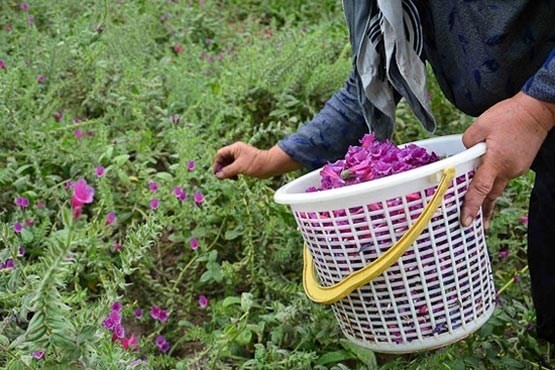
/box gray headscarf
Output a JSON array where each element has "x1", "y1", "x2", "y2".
[{"x1": 345, "y1": 0, "x2": 436, "y2": 140}]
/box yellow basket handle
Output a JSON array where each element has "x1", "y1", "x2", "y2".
[{"x1": 303, "y1": 167, "x2": 456, "y2": 304}]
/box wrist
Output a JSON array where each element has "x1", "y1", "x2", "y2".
[
  {"x1": 258, "y1": 145, "x2": 303, "y2": 178},
  {"x1": 517, "y1": 92, "x2": 555, "y2": 132}
]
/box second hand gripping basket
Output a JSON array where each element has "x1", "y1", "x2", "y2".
[{"x1": 274, "y1": 135, "x2": 496, "y2": 354}]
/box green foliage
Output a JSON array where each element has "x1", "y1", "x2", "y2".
[{"x1": 0, "y1": 0, "x2": 552, "y2": 369}]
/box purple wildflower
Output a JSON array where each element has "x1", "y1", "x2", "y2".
[
  {"x1": 198, "y1": 295, "x2": 209, "y2": 308},
  {"x1": 13, "y1": 222, "x2": 23, "y2": 233},
  {"x1": 1, "y1": 259, "x2": 15, "y2": 270},
  {"x1": 149, "y1": 198, "x2": 159, "y2": 210},
  {"x1": 105, "y1": 211, "x2": 116, "y2": 225},
  {"x1": 155, "y1": 335, "x2": 170, "y2": 353},
  {"x1": 111, "y1": 301, "x2": 123, "y2": 313},
  {"x1": 95, "y1": 166, "x2": 105, "y2": 177},
  {"x1": 187, "y1": 160, "x2": 196, "y2": 171},
  {"x1": 189, "y1": 237, "x2": 199, "y2": 250},
  {"x1": 20, "y1": 3, "x2": 30, "y2": 11},
  {"x1": 134, "y1": 308, "x2": 143, "y2": 320},
  {"x1": 74, "y1": 129, "x2": 84, "y2": 140},
  {"x1": 31, "y1": 351, "x2": 45, "y2": 360},
  {"x1": 193, "y1": 192, "x2": 204, "y2": 206},
  {"x1": 71, "y1": 178, "x2": 94, "y2": 219},
  {"x1": 148, "y1": 181, "x2": 158, "y2": 192},
  {"x1": 37, "y1": 74, "x2": 46, "y2": 83},
  {"x1": 173, "y1": 186, "x2": 187, "y2": 201},
  {"x1": 113, "y1": 324, "x2": 126, "y2": 339},
  {"x1": 150, "y1": 306, "x2": 169, "y2": 322},
  {"x1": 103, "y1": 317, "x2": 115, "y2": 330},
  {"x1": 15, "y1": 196, "x2": 29, "y2": 208}
]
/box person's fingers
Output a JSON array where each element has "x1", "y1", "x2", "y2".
[
  {"x1": 214, "y1": 144, "x2": 238, "y2": 170},
  {"x1": 215, "y1": 159, "x2": 242, "y2": 179},
  {"x1": 461, "y1": 161, "x2": 497, "y2": 227},
  {"x1": 481, "y1": 178, "x2": 507, "y2": 229},
  {"x1": 461, "y1": 121, "x2": 486, "y2": 149}
]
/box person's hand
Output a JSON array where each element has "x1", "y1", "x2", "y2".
[
  {"x1": 213, "y1": 142, "x2": 303, "y2": 179},
  {"x1": 461, "y1": 92, "x2": 555, "y2": 228}
]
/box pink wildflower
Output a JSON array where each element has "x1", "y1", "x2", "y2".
[
  {"x1": 15, "y1": 196, "x2": 29, "y2": 208},
  {"x1": 193, "y1": 192, "x2": 204, "y2": 206},
  {"x1": 74, "y1": 129, "x2": 84, "y2": 140},
  {"x1": 150, "y1": 306, "x2": 169, "y2": 322},
  {"x1": 148, "y1": 181, "x2": 158, "y2": 192},
  {"x1": 187, "y1": 160, "x2": 196, "y2": 171},
  {"x1": 37, "y1": 74, "x2": 45, "y2": 83},
  {"x1": 111, "y1": 301, "x2": 123, "y2": 313},
  {"x1": 149, "y1": 198, "x2": 159, "y2": 210},
  {"x1": 189, "y1": 237, "x2": 199, "y2": 250},
  {"x1": 198, "y1": 295, "x2": 209, "y2": 308},
  {"x1": 72, "y1": 179, "x2": 94, "y2": 205},
  {"x1": 121, "y1": 335, "x2": 139, "y2": 351},
  {"x1": 71, "y1": 178, "x2": 94, "y2": 219},
  {"x1": 105, "y1": 211, "x2": 116, "y2": 225},
  {"x1": 20, "y1": 3, "x2": 30, "y2": 11},
  {"x1": 173, "y1": 44, "x2": 184, "y2": 54},
  {"x1": 95, "y1": 166, "x2": 105, "y2": 177},
  {"x1": 173, "y1": 186, "x2": 187, "y2": 201},
  {"x1": 31, "y1": 351, "x2": 45, "y2": 360},
  {"x1": 13, "y1": 222, "x2": 23, "y2": 233},
  {"x1": 155, "y1": 335, "x2": 170, "y2": 353}
]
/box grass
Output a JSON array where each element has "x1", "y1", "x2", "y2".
[{"x1": 0, "y1": 1, "x2": 552, "y2": 369}]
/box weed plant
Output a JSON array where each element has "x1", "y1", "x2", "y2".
[{"x1": 0, "y1": 1, "x2": 552, "y2": 369}]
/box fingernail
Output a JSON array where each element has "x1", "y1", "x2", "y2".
[
  {"x1": 215, "y1": 171, "x2": 223, "y2": 179},
  {"x1": 463, "y1": 216, "x2": 473, "y2": 227}
]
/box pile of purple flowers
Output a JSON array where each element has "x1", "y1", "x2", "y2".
[{"x1": 311, "y1": 133, "x2": 440, "y2": 191}]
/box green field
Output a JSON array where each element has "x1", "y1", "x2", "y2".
[{"x1": 0, "y1": 1, "x2": 551, "y2": 369}]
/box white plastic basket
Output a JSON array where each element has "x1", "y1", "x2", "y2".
[{"x1": 274, "y1": 135, "x2": 496, "y2": 353}]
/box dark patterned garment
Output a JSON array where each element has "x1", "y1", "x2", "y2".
[{"x1": 278, "y1": 0, "x2": 555, "y2": 170}]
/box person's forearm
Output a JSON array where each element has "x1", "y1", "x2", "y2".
[
  {"x1": 258, "y1": 145, "x2": 304, "y2": 177},
  {"x1": 522, "y1": 48, "x2": 555, "y2": 106},
  {"x1": 278, "y1": 71, "x2": 369, "y2": 170}
]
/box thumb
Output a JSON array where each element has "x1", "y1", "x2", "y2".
[
  {"x1": 215, "y1": 163, "x2": 239, "y2": 179},
  {"x1": 462, "y1": 120, "x2": 487, "y2": 149}
]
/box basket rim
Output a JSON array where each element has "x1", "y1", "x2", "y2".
[{"x1": 274, "y1": 134, "x2": 486, "y2": 206}]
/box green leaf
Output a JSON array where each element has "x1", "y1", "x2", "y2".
[
  {"x1": 154, "y1": 172, "x2": 174, "y2": 182},
  {"x1": 0, "y1": 334, "x2": 9, "y2": 346},
  {"x1": 20, "y1": 228, "x2": 33, "y2": 243},
  {"x1": 235, "y1": 329, "x2": 253, "y2": 346},
  {"x1": 224, "y1": 225, "x2": 243, "y2": 240},
  {"x1": 113, "y1": 154, "x2": 130, "y2": 166},
  {"x1": 340, "y1": 339, "x2": 377, "y2": 368},
  {"x1": 315, "y1": 350, "x2": 355, "y2": 366},
  {"x1": 240, "y1": 292, "x2": 254, "y2": 312},
  {"x1": 222, "y1": 296, "x2": 242, "y2": 307}
]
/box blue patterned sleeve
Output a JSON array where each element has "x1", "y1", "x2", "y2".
[
  {"x1": 522, "y1": 48, "x2": 555, "y2": 103},
  {"x1": 277, "y1": 72, "x2": 369, "y2": 170}
]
